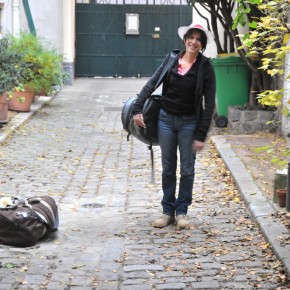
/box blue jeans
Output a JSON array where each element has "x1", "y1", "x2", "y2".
[{"x1": 158, "y1": 109, "x2": 197, "y2": 216}]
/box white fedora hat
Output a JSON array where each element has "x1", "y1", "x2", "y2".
[{"x1": 178, "y1": 23, "x2": 214, "y2": 44}]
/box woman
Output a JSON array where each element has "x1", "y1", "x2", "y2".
[{"x1": 132, "y1": 23, "x2": 216, "y2": 229}]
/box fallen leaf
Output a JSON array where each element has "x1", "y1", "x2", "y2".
[
  {"x1": 3, "y1": 263, "x2": 17, "y2": 268},
  {"x1": 72, "y1": 263, "x2": 86, "y2": 269}
]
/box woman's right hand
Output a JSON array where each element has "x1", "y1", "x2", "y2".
[{"x1": 133, "y1": 114, "x2": 145, "y2": 128}]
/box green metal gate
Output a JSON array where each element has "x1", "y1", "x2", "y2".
[{"x1": 75, "y1": 3, "x2": 192, "y2": 77}]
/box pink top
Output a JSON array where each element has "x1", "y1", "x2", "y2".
[{"x1": 178, "y1": 56, "x2": 196, "y2": 75}]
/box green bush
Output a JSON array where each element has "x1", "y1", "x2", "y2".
[
  {"x1": 10, "y1": 32, "x2": 66, "y2": 95},
  {"x1": 0, "y1": 37, "x2": 25, "y2": 95}
]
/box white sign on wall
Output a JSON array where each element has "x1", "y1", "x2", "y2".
[{"x1": 125, "y1": 13, "x2": 139, "y2": 35}]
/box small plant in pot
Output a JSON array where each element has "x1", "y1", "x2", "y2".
[
  {"x1": 0, "y1": 37, "x2": 25, "y2": 120},
  {"x1": 8, "y1": 32, "x2": 66, "y2": 111}
]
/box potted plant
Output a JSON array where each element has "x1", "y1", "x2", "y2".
[
  {"x1": 8, "y1": 32, "x2": 66, "y2": 112},
  {"x1": 35, "y1": 46, "x2": 66, "y2": 96},
  {"x1": 0, "y1": 37, "x2": 25, "y2": 120},
  {"x1": 276, "y1": 188, "x2": 287, "y2": 208}
]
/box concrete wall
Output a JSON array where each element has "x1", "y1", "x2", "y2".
[
  {"x1": 0, "y1": 0, "x2": 65, "y2": 52},
  {"x1": 20, "y1": 0, "x2": 63, "y2": 53},
  {"x1": 0, "y1": 0, "x2": 13, "y2": 36}
]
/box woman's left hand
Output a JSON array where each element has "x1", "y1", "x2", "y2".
[{"x1": 193, "y1": 140, "x2": 204, "y2": 152}]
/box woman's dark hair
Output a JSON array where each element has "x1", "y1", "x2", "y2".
[{"x1": 184, "y1": 28, "x2": 207, "y2": 51}]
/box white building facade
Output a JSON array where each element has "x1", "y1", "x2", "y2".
[{"x1": 0, "y1": 0, "x2": 75, "y2": 84}]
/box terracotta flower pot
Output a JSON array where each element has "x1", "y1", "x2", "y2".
[
  {"x1": 8, "y1": 86, "x2": 36, "y2": 112},
  {"x1": 0, "y1": 93, "x2": 9, "y2": 123},
  {"x1": 276, "y1": 189, "x2": 287, "y2": 208},
  {"x1": 36, "y1": 89, "x2": 47, "y2": 96}
]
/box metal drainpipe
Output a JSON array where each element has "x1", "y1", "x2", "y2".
[{"x1": 22, "y1": 0, "x2": 36, "y2": 35}]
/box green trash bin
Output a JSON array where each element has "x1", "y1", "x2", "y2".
[{"x1": 211, "y1": 56, "x2": 250, "y2": 127}]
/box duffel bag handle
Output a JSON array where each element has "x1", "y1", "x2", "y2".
[{"x1": 25, "y1": 197, "x2": 55, "y2": 227}]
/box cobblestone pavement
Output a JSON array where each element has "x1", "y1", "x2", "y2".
[{"x1": 0, "y1": 79, "x2": 290, "y2": 290}]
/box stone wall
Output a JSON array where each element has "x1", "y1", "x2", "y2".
[{"x1": 227, "y1": 106, "x2": 279, "y2": 134}]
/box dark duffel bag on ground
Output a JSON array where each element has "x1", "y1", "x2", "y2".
[{"x1": 0, "y1": 195, "x2": 59, "y2": 247}]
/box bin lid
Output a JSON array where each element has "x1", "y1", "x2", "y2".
[{"x1": 211, "y1": 56, "x2": 245, "y2": 66}]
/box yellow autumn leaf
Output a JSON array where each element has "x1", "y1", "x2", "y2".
[
  {"x1": 233, "y1": 197, "x2": 240, "y2": 203},
  {"x1": 283, "y1": 33, "x2": 290, "y2": 45},
  {"x1": 260, "y1": 17, "x2": 271, "y2": 29},
  {"x1": 272, "y1": 261, "x2": 281, "y2": 269},
  {"x1": 261, "y1": 242, "x2": 270, "y2": 250}
]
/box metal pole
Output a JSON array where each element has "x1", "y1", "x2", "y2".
[{"x1": 22, "y1": 0, "x2": 36, "y2": 35}]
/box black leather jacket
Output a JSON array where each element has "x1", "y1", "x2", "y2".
[{"x1": 132, "y1": 50, "x2": 216, "y2": 142}]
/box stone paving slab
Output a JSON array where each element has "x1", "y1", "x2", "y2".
[{"x1": 0, "y1": 79, "x2": 289, "y2": 289}]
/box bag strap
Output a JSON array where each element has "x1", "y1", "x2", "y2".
[
  {"x1": 148, "y1": 142, "x2": 155, "y2": 184},
  {"x1": 154, "y1": 49, "x2": 180, "y2": 91},
  {"x1": 26, "y1": 197, "x2": 55, "y2": 227},
  {"x1": 21, "y1": 198, "x2": 48, "y2": 238}
]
